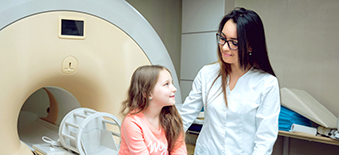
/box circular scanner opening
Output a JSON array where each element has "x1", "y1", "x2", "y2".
[{"x1": 18, "y1": 86, "x2": 81, "y2": 148}]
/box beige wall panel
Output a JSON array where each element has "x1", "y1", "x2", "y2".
[
  {"x1": 236, "y1": 0, "x2": 339, "y2": 117},
  {"x1": 180, "y1": 80, "x2": 193, "y2": 103},
  {"x1": 182, "y1": 0, "x2": 225, "y2": 33},
  {"x1": 235, "y1": 0, "x2": 339, "y2": 154},
  {"x1": 181, "y1": 32, "x2": 218, "y2": 80},
  {"x1": 126, "y1": 0, "x2": 182, "y2": 80}
]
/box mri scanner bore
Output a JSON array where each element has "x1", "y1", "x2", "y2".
[
  {"x1": 0, "y1": 0, "x2": 181, "y2": 155},
  {"x1": 18, "y1": 87, "x2": 81, "y2": 148}
]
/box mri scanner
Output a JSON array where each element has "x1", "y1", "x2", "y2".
[{"x1": 0, "y1": 0, "x2": 182, "y2": 154}]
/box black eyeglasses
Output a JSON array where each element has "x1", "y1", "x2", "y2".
[{"x1": 216, "y1": 32, "x2": 238, "y2": 50}]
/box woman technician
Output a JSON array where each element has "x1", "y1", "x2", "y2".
[{"x1": 179, "y1": 7, "x2": 280, "y2": 155}]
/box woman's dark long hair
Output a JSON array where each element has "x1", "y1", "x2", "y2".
[
  {"x1": 120, "y1": 65, "x2": 184, "y2": 153},
  {"x1": 209, "y1": 7, "x2": 276, "y2": 107}
]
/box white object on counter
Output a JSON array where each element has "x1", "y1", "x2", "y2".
[{"x1": 290, "y1": 124, "x2": 317, "y2": 135}]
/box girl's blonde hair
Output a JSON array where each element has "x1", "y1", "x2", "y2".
[{"x1": 120, "y1": 65, "x2": 184, "y2": 152}]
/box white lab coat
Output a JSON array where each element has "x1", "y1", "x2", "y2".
[{"x1": 179, "y1": 63, "x2": 280, "y2": 155}]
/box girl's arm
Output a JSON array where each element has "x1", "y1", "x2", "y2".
[{"x1": 252, "y1": 77, "x2": 280, "y2": 155}]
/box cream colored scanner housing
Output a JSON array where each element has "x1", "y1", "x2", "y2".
[{"x1": 0, "y1": 1, "x2": 181, "y2": 155}]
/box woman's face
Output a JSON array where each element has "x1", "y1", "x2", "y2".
[{"x1": 219, "y1": 19, "x2": 239, "y2": 67}]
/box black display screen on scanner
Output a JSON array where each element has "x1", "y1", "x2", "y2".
[{"x1": 61, "y1": 19, "x2": 84, "y2": 36}]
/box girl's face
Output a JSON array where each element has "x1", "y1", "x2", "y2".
[
  {"x1": 150, "y1": 69, "x2": 177, "y2": 107},
  {"x1": 219, "y1": 19, "x2": 239, "y2": 67}
]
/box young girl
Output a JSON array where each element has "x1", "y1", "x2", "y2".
[{"x1": 118, "y1": 65, "x2": 187, "y2": 155}]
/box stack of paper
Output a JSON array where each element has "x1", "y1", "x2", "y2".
[{"x1": 279, "y1": 106, "x2": 312, "y2": 131}]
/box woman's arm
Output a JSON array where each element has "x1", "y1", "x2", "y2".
[
  {"x1": 252, "y1": 77, "x2": 281, "y2": 155},
  {"x1": 179, "y1": 68, "x2": 205, "y2": 132}
]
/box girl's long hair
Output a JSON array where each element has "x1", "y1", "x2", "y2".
[
  {"x1": 209, "y1": 7, "x2": 276, "y2": 107},
  {"x1": 120, "y1": 65, "x2": 184, "y2": 153}
]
